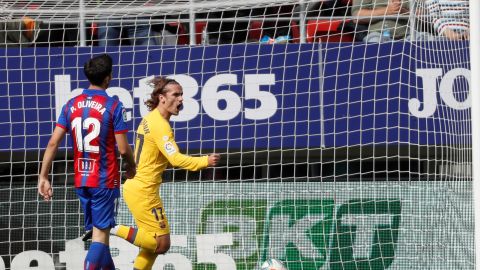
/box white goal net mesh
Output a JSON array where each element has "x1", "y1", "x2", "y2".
[{"x1": 0, "y1": 0, "x2": 473, "y2": 269}]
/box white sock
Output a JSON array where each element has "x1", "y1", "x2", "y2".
[{"x1": 110, "y1": 225, "x2": 120, "y2": 235}]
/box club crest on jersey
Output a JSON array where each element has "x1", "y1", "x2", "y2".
[
  {"x1": 164, "y1": 142, "x2": 176, "y2": 155},
  {"x1": 122, "y1": 107, "x2": 128, "y2": 122},
  {"x1": 159, "y1": 221, "x2": 167, "y2": 229}
]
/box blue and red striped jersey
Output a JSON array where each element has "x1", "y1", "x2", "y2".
[{"x1": 56, "y1": 89, "x2": 128, "y2": 188}]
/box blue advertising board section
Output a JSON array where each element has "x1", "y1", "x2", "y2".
[{"x1": 0, "y1": 43, "x2": 471, "y2": 151}]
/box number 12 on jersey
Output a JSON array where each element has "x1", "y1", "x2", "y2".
[{"x1": 71, "y1": 117, "x2": 101, "y2": 153}]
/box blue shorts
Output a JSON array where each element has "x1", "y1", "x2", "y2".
[{"x1": 75, "y1": 187, "x2": 120, "y2": 230}]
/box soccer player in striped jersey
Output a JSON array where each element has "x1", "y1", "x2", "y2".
[
  {"x1": 38, "y1": 54, "x2": 136, "y2": 270},
  {"x1": 109, "y1": 76, "x2": 220, "y2": 270}
]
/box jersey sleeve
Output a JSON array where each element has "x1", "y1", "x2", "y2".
[
  {"x1": 113, "y1": 101, "x2": 128, "y2": 134},
  {"x1": 56, "y1": 104, "x2": 69, "y2": 130},
  {"x1": 152, "y1": 121, "x2": 209, "y2": 171}
]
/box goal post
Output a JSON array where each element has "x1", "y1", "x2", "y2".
[
  {"x1": 0, "y1": 0, "x2": 476, "y2": 269},
  {"x1": 469, "y1": 0, "x2": 480, "y2": 268}
]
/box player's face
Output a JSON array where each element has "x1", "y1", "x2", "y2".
[{"x1": 161, "y1": 84, "x2": 184, "y2": 116}]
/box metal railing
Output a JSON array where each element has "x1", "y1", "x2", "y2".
[{"x1": 41, "y1": 14, "x2": 417, "y2": 46}]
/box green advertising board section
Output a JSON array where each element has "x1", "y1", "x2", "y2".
[{"x1": 114, "y1": 181, "x2": 474, "y2": 270}]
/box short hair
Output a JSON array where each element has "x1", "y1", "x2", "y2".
[
  {"x1": 144, "y1": 76, "x2": 180, "y2": 111},
  {"x1": 83, "y1": 54, "x2": 113, "y2": 86}
]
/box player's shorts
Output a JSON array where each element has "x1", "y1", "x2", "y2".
[
  {"x1": 75, "y1": 187, "x2": 120, "y2": 230},
  {"x1": 122, "y1": 179, "x2": 170, "y2": 236}
]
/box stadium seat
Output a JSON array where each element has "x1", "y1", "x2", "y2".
[
  {"x1": 290, "y1": 21, "x2": 300, "y2": 43},
  {"x1": 195, "y1": 21, "x2": 207, "y2": 44},
  {"x1": 168, "y1": 22, "x2": 189, "y2": 45},
  {"x1": 90, "y1": 22, "x2": 98, "y2": 38},
  {"x1": 306, "y1": 19, "x2": 354, "y2": 43},
  {"x1": 248, "y1": 21, "x2": 263, "y2": 42}
]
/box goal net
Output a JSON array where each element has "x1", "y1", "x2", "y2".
[{"x1": 0, "y1": 0, "x2": 473, "y2": 269}]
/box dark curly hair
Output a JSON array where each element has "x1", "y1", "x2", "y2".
[{"x1": 144, "y1": 76, "x2": 180, "y2": 111}]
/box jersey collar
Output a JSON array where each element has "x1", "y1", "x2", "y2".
[{"x1": 82, "y1": 89, "x2": 109, "y2": 96}]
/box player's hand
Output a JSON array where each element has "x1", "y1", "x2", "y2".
[
  {"x1": 124, "y1": 165, "x2": 136, "y2": 180},
  {"x1": 38, "y1": 176, "x2": 53, "y2": 201},
  {"x1": 207, "y1": 153, "x2": 221, "y2": 167}
]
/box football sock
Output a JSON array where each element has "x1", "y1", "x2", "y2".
[
  {"x1": 111, "y1": 225, "x2": 157, "y2": 252},
  {"x1": 101, "y1": 244, "x2": 115, "y2": 270},
  {"x1": 133, "y1": 248, "x2": 158, "y2": 270},
  {"x1": 84, "y1": 242, "x2": 115, "y2": 270}
]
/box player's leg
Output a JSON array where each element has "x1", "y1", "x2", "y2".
[
  {"x1": 77, "y1": 187, "x2": 93, "y2": 241},
  {"x1": 110, "y1": 224, "x2": 159, "y2": 251},
  {"x1": 132, "y1": 248, "x2": 158, "y2": 270},
  {"x1": 154, "y1": 233, "x2": 170, "y2": 254},
  {"x1": 111, "y1": 179, "x2": 170, "y2": 254},
  {"x1": 84, "y1": 228, "x2": 113, "y2": 270},
  {"x1": 131, "y1": 235, "x2": 170, "y2": 269},
  {"x1": 80, "y1": 187, "x2": 119, "y2": 270},
  {"x1": 77, "y1": 188, "x2": 108, "y2": 269},
  {"x1": 84, "y1": 225, "x2": 169, "y2": 253},
  {"x1": 77, "y1": 187, "x2": 109, "y2": 269}
]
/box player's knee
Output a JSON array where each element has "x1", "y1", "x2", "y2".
[
  {"x1": 154, "y1": 234, "x2": 170, "y2": 254},
  {"x1": 91, "y1": 227, "x2": 110, "y2": 244},
  {"x1": 154, "y1": 241, "x2": 170, "y2": 254}
]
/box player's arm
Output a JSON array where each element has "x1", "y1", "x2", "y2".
[
  {"x1": 38, "y1": 126, "x2": 66, "y2": 201},
  {"x1": 154, "y1": 125, "x2": 219, "y2": 171},
  {"x1": 164, "y1": 141, "x2": 210, "y2": 171},
  {"x1": 168, "y1": 149, "x2": 220, "y2": 170},
  {"x1": 112, "y1": 102, "x2": 136, "y2": 179},
  {"x1": 115, "y1": 133, "x2": 136, "y2": 179}
]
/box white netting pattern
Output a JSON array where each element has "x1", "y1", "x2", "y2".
[
  {"x1": 0, "y1": 0, "x2": 474, "y2": 269},
  {"x1": 0, "y1": 0, "x2": 323, "y2": 20}
]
